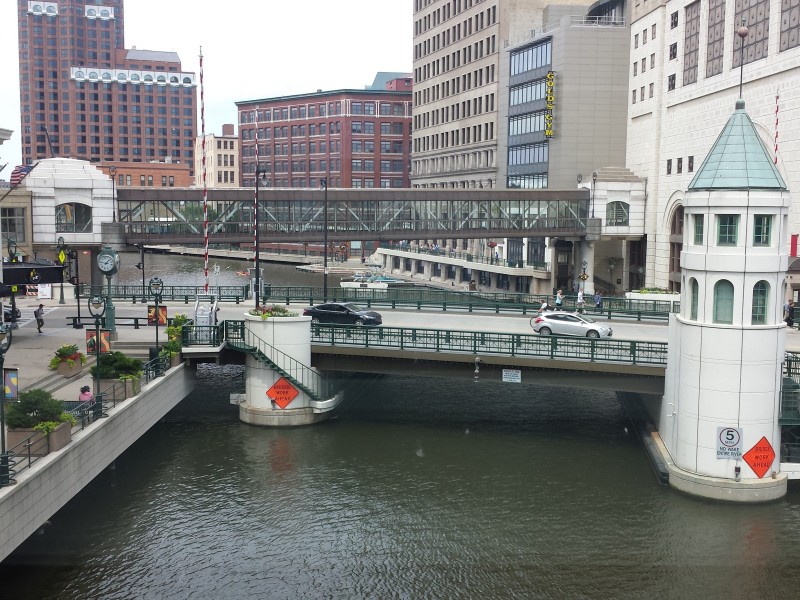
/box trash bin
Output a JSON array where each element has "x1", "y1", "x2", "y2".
[{"x1": 149, "y1": 346, "x2": 160, "y2": 362}]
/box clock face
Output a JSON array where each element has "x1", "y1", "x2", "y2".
[{"x1": 98, "y1": 252, "x2": 117, "y2": 273}]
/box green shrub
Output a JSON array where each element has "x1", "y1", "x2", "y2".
[
  {"x1": 89, "y1": 351, "x2": 143, "y2": 379},
  {"x1": 6, "y1": 389, "x2": 68, "y2": 429}
]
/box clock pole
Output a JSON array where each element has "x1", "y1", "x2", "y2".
[{"x1": 97, "y1": 246, "x2": 118, "y2": 339}]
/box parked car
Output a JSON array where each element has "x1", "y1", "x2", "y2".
[
  {"x1": 3, "y1": 305, "x2": 21, "y2": 322},
  {"x1": 530, "y1": 311, "x2": 612, "y2": 338},
  {"x1": 303, "y1": 302, "x2": 382, "y2": 326}
]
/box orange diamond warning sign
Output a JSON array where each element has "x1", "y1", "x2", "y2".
[
  {"x1": 266, "y1": 377, "x2": 299, "y2": 409},
  {"x1": 742, "y1": 436, "x2": 775, "y2": 479}
]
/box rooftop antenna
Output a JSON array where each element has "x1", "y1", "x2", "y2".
[{"x1": 737, "y1": 19, "x2": 749, "y2": 100}]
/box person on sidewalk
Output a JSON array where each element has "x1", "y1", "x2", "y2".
[
  {"x1": 79, "y1": 385, "x2": 94, "y2": 403},
  {"x1": 34, "y1": 304, "x2": 45, "y2": 333}
]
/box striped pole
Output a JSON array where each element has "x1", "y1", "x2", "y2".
[
  {"x1": 774, "y1": 91, "x2": 779, "y2": 165},
  {"x1": 200, "y1": 47, "x2": 209, "y2": 293}
]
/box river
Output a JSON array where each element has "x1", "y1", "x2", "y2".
[{"x1": 2, "y1": 254, "x2": 800, "y2": 599}]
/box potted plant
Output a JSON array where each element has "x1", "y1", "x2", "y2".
[
  {"x1": 49, "y1": 343, "x2": 87, "y2": 378},
  {"x1": 90, "y1": 351, "x2": 144, "y2": 400},
  {"x1": 119, "y1": 372, "x2": 143, "y2": 397},
  {"x1": 248, "y1": 304, "x2": 299, "y2": 320},
  {"x1": 160, "y1": 313, "x2": 190, "y2": 367},
  {"x1": 5, "y1": 389, "x2": 77, "y2": 455}
]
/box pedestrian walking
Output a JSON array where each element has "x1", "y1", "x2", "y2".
[
  {"x1": 785, "y1": 299, "x2": 795, "y2": 328},
  {"x1": 34, "y1": 303, "x2": 45, "y2": 333},
  {"x1": 594, "y1": 292, "x2": 603, "y2": 312},
  {"x1": 577, "y1": 289, "x2": 585, "y2": 313},
  {"x1": 555, "y1": 289, "x2": 564, "y2": 310}
]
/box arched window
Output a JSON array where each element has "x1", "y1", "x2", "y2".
[
  {"x1": 144, "y1": 74, "x2": 153, "y2": 82},
  {"x1": 55, "y1": 203, "x2": 93, "y2": 234},
  {"x1": 669, "y1": 205, "x2": 684, "y2": 293},
  {"x1": 690, "y1": 278, "x2": 699, "y2": 320},
  {"x1": 606, "y1": 201, "x2": 629, "y2": 226},
  {"x1": 713, "y1": 279, "x2": 734, "y2": 324},
  {"x1": 752, "y1": 281, "x2": 769, "y2": 324}
]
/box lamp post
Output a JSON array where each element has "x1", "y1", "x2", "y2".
[
  {"x1": 580, "y1": 260, "x2": 588, "y2": 290},
  {"x1": 609, "y1": 257, "x2": 616, "y2": 293},
  {"x1": 591, "y1": 171, "x2": 597, "y2": 218},
  {"x1": 320, "y1": 177, "x2": 329, "y2": 301},
  {"x1": 0, "y1": 323, "x2": 13, "y2": 486},
  {"x1": 149, "y1": 277, "x2": 163, "y2": 352},
  {"x1": 109, "y1": 166, "x2": 117, "y2": 222},
  {"x1": 70, "y1": 250, "x2": 83, "y2": 328},
  {"x1": 7, "y1": 237, "x2": 16, "y2": 263},
  {"x1": 87, "y1": 296, "x2": 106, "y2": 418},
  {"x1": 134, "y1": 244, "x2": 146, "y2": 301},
  {"x1": 56, "y1": 236, "x2": 67, "y2": 305}
]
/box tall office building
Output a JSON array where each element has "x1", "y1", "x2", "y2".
[
  {"x1": 195, "y1": 124, "x2": 238, "y2": 188},
  {"x1": 626, "y1": 0, "x2": 800, "y2": 292},
  {"x1": 16, "y1": 0, "x2": 197, "y2": 173},
  {"x1": 411, "y1": 0, "x2": 594, "y2": 189},
  {"x1": 236, "y1": 74, "x2": 412, "y2": 189}
]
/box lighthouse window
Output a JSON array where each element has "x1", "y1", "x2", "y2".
[
  {"x1": 753, "y1": 215, "x2": 771, "y2": 246},
  {"x1": 717, "y1": 215, "x2": 738, "y2": 246},
  {"x1": 751, "y1": 281, "x2": 769, "y2": 325},
  {"x1": 713, "y1": 280, "x2": 734, "y2": 324},
  {"x1": 693, "y1": 214, "x2": 704, "y2": 244}
]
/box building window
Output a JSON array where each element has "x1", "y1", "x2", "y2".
[
  {"x1": 780, "y1": 0, "x2": 800, "y2": 52},
  {"x1": 753, "y1": 215, "x2": 772, "y2": 246},
  {"x1": 690, "y1": 278, "x2": 699, "y2": 320},
  {"x1": 752, "y1": 281, "x2": 769, "y2": 325},
  {"x1": 634, "y1": 33, "x2": 639, "y2": 48},
  {"x1": 667, "y1": 74, "x2": 676, "y2": 91},
  {"x1": 707, "y1": 0, "x2": 726, "y2": 76},
  {"x1": 632, "y1": 89, "x2": 637, "y2": 104},
  {"x1": 677, "y1": 157, "x2": 683, "y2": 173},
  {"x1": 694, "y1": 214, "x2": 704, "y2": 244},
  {"x1": 713, "y1": 280, "x2": 734, "y2": 324},
  {"x1": 606, "y1": 201, "x2": 629, "y2": 226},
  {"x1": 652, "y1": 24, "x2": 657, "y2": 39},
  {"x1": 734, "y1": 0, "x2": 771, "y2": 68},
  {"x1": 643, "y1": 28, "x2": 648, "y2": 44},
  {"x1": 717, "y1": 215, "x2": 739, "y2": 246},
  {"x1": 671, "y1": 11, "x2": 679, "y2": 28},
  {"x1": 55, "y1": 203, "x2": 92, "y2": 233},
  {"x1": 1, "y1": 207, "x2": 26, "y2": 243},
  {"x1": 667, "y1": 159, "x2": 672, "y2": 174},
  {"x1": 683, "y1": 1, "x2": 701, "y2": 85},
  {"x1": 688, "y1": 156, "x2": 694, "y2": 172},
  {"x1": 649, "y1": 83, "x2": 654, "y2": 98},
  {"x1": 633, "y1": 62, "x2": 637, "y2": 76},
  {"x1": 669, "y1": 43, "x2": 678, "y2": 60},
  {"x1": 651, "y1": 53, "x2": 655, "y2": 69}
]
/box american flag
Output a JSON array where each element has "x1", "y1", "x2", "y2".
[{"x1": 9, "y1": 165, "x2": 32, "y2": 187}]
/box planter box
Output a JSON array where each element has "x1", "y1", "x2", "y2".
[
  {"x1": 124, "y1": 378, "x2": 141, "y2": 398},
  {"x1": 95, "y1": 378, "x2": 127, "y2": 401},
  {"x1": 6, "y1": 421, "x2": 72, "y2": 456},
  {"x1": 56, "y1": 362, "x2": 83, "y2": 378},
  {"x1": 170, "y1": 354, "x2": 182, "y2": 368}
]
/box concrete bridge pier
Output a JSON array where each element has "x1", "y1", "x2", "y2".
[{"x1": 238, "y1": 314, "x2": 340, "y2": 427}]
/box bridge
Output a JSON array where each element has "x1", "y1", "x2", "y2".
[{"x1": 117, "y1": 187, "x2": 593, "y2": 245}]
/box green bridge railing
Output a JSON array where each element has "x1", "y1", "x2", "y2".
[{"x1": 184, "y1": 320, "x2": 669, "y2": 367}]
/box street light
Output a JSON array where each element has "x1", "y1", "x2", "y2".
[
  {"x1": 0, "y1": 323, "x2": 13, "y2": 486},
  {"x1": 591, "y1": 171, "x2": 597, "y2": 219},
  {"x1": 7, "y1": 237, "x2": 16, "y2": 263},
  {"x1": 320, "y1": 177, "x2": 328, "y2": 301},
  {"x1": 149, "y1": 277, "x2": 164, "y2": 352},
  {"x1": 609, "y1": 257, "x2": 617, "y2": 293},
  {"x1": 87, "y1": 296, "x2": 106, "y2": 419},
  {"x1": 109, "y1": 166, "x2": 117, "y2": 222},
  {"x1": 134, "y1": 244, "x2": 146, "y2": 302}
]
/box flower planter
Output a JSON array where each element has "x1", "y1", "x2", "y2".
[
  {"x1": 170, "y1": 354, "x2": 182, "y2": 368},
  {"x1": 96, "y1": 378, "x2": 127, "y2": 401},
  {"x1": 56, "y1": 362, "x2": 83, "y2": 378},
  {"x1": 124, "y1": 378, "x2": 141, "y2": 398},
  {"x1": 6, "y1": 421, "x2": 72, "y2": 456}
]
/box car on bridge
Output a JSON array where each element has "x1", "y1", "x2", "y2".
[
  {"x1": 303, "y1": 302, "x2": 382, "y2": 326},
  {"x1": 3, "y1": 305, "x2": 21, "y2": 323},
  {"x1": 530, "y1": 312, "x2": 612, "y2": 338}
]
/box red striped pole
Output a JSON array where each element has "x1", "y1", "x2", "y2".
[
  {"x1": 774, "y1": 91, "x2": 779, "y2": 165},
  {"x1": 200, "y1": 48, "x2": 209, "y2": 293}
]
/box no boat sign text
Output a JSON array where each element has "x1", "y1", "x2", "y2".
[
  {"x1": 716, "y1": 427, "x2": 742, "y2": 459},
  {"x1": 502, "y1": 369, "x2": 521, "y2": 383}
]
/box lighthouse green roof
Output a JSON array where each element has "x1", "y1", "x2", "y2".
[{"x1": 688, "y1": 99, "x2": 787, "y2": 191}]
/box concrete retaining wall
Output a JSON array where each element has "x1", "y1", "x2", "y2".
[{"x1": 0, "y1": 365, "x2": 195, "y2": 563}]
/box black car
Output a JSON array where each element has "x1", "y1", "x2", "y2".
[
  {"x1": 3, "y1": 305, "x2": 21, "y2": 322},
  {"x1": 303, "y1": 302, "x2": 382, "y2": 326}
]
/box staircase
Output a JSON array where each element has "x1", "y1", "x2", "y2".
[{"x1": 226, "y1": 330, "x2": 332, "y2": 404}]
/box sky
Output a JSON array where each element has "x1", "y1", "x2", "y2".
[{"x1": 0, "y1": 0, "x2": 412, "y2": 177}]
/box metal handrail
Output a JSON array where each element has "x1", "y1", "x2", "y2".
[
  {"x1": 226, "y1": 326, "x2": 332, "y2": 401},
  {"x1": 307, "y1": 325, "x2": 668, "y2": 366},
  {"x1": 78, "y1": 283, "x2": 248, "y2": 303}
]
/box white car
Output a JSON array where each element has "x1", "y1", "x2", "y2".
[{"x1": 530, "y1": 311, "x2": 613, "y2": 338}]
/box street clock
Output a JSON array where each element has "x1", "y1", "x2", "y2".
[{"x1": 97, "y1": 247, "x2": 120, "y2": 276}]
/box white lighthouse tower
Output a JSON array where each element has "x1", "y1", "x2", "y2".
[{"x1": 658, "y1": 98, "x2": 789, "y2": 502}]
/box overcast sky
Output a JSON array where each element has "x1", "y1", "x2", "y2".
[{"x1": 0, "y1": 0, "x2": 412, "y2": 177}]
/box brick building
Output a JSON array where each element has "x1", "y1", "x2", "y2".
[
  {"x1": 194, "y1": 124, "x2": 238, "y2": 188},
  {"x1": 16, "y1": 0, "x2": 197, "y2": 174},
  {"x1": 236, "y1": 73, "x2": 412, "y2": 189}
]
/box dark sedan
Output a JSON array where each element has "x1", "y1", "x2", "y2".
[
  {"x1": 3, "y1": 305, "x2": 21, "y2": 322},
  {"x1": 303, "y1": 302, "x2": 382, "y2": 326}
]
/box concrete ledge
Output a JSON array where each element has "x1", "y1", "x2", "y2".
[
  {"x1": 239, "y1": 404, "x2": 330, "y2": 427},
  {"x1": 650, "y1": 432, "x2": 788, "y2": 503}
]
